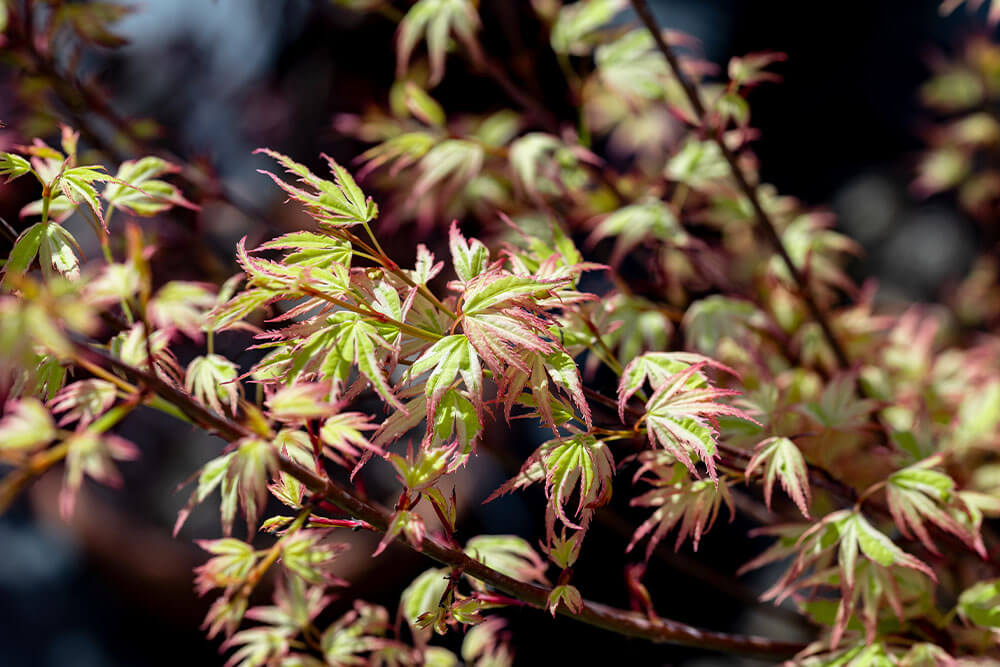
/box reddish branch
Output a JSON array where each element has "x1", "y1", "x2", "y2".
[
  {"x1": 71, "y1": 342, "x2": 805, "y2": 659},
  {"x1": 628, "y1": 0, "x2": 851, "y2": 371}
]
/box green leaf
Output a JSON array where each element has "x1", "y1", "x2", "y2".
[
  {"x1": 58, "y1": 165, "x2": 112, "y2": 228},
  {"x1": 314, "y1": 312, "x2": 402, "y2": 410},
  {"x1": 852, "y1": 513, "x2": 935, "y2": 579},
  {"x1": 1, "y1": 222, "x2": 45, "y2": 287},
  {"x1": 448, "y1": 222, "x2": 489, "y2": 282},
  {"x1": 641, "y1": 363, "x2": 749, "y2": 481},
  {"x1": 745, "y1": 436, "x2": 811, "y2": 517},
  {"x1": 589, "y1": 199, "x2": 687, "y2": 265},
  {"x1": 432, "y1": 389, "x2": 481, "y2": 454},
  {"x1": 462, "y1": 274, "x2": 561, "y2": 315},
  {"x1": 194, "y1": 538, "x2": 258, "y2": 594},
  {"x1": 407, "y1": 333, "x2": 482, "y2": 418},
  {"x1": 628, "y1": 455, "x2": 734, "y2": 556},
  {"x1": 403, "y1": 82, "x2": 446, "y2": 127},
  {"x1": 209, "y1": 287, "x2": 278, "y2": 331},
  {"x1": 61, "y1": 431, "x2": 138, "y2": 519},
  {"x1": 39, "y1": 223, "x2": 81, "y2": 280},
  {"x1": 396, "y1": 0, "x2": 481, "y2": 86},
  {"x1": 0, "y1": 152, "x2": 31, "y2": 182},
  {"x1": 0, "y1": 398, "x2": 56, "y2": 451},
  {"x1": 595, "y1": 29, "x2": 670, "y2": 100},
  {"x1": 257, "y1": 231, "x2": 352, "y2": 270},
  {"x1": 464, "y1": 535, "x2": 547, "y2": 585},
  {"x1": 256, "y1": 149, "x2": 377, "y2": 227},
  {"x1": 174, "y1": 451, "x2": 235, "y2": 535},
  {"x1": 266, "y1": 382, "x2": 337, "y2": 422},
  {"x1": 545, "y1": 584, "x2": 583, "y2": 616},
  {"x1": 103, "y1": 156, "x2": 191, "y2": 216},
  {"x1": 957, "y1": 579, "x2": 1000, "y2": 628},
  {"x1": 400, "y1": 568, "x2": 449, "y2": 629},
  {"x1": 509, "y1": 133, "x2": 575, "y2": 198},
  {"x1": 550, "y1": 0, "x2": 626, "y2": 55},
  {"x1": 489, "y1": 434, "x2": 614, "y2": 535},
  {"x1": 665, "y1": 138, "x2": 730, "y2": 188},
  {"x1": 414, "y1": 139, "x2": 484, "y2": 196},
  {"x1": 682, "y1": 295, "x2": 758, "y2": 354}
]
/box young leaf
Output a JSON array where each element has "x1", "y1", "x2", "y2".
[
  {"x1": 0, "y1": 152, "x2": 32, "y2": 182},
  {"x1": 957, "y1": 579, "x2": 1000, "y2": 628},
  {"x1": 489, "y1": 434, "x2": 614, "y2": 536},
  {"x1": 642, "y1": 363, "x2": 750, "y2": 481},
  {"x1": 745, "y1": 436, "x2": 811, "y2": 518},
  {"x1": 194, "y1": 538, "x2": 258, "y2": 595},
  {"x1": 396, "y1": 0, "x2": 481, "y2": 86},
  {"x1": 0, "y1": 398, "x2": 57, "y2": 451},
  {"x1": 61, "y1": 431, "x2": 139, "y2": 519},
  {"x1": 256, "y1": 149, "x2": 377, "y2": 227},
  {"x1": 1, "y1": 222, "x2": 45, "y2": 287},
  {"x1": 545, "y1": 584, "x2": 583, "y2": 616},
  {"x1": 886, "y1": 459, "x2": 982, "y2": 556},
  {"x1": 49, "y1": 380, "x2": 117, "y2": 427},
  {"x1": 550, "y1": 0, "x2": 626, "y2": 55},
  {"x1": 448, "y1": 221, "x2": 489, "y2": 283},
  {"x1": 588, "y1": 199, "x2": 688, "y2": 265},
  {"x1": 628, "y1": 455, "x2": 734, "y2": 558},
  {"x1": 406, "y1": 333, "x2": 482, "y2": 421},
  {"x1": 465, "y1": 535, "x2": 548, "y2": 586},
  {"x1": 103, "y1": 156, "x2": 194, "y2": 216},
  {"x1": 58, "y1": 165, "x2": 112, "y2": 230},
  {"x1": 185, "y1": 355, "x2": 241, "y2": 416},
  {"x1": 38, "y1": 223, "x2": 81, "y2": 280}
]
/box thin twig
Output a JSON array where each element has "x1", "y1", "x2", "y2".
[{"x1": 628, "y1": 0, "x2": 850, "y2": 371}]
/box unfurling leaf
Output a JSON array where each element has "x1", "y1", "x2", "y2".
[
  {"x1": 186, "y1": 355, "x2": 241, "y2": 416},
  {"x1": 546, "y1": 584, "x2": 583, "y2": 616}
]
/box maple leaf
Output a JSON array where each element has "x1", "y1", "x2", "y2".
[
  {"x1": 49, "y1": 380, "x2": 117, "y2": 427},
  {"x1": 758, "y1": 510, "x2": 935, "y2": 649},
  {"x1": 745, "y1": 436, "x2": 811, "y2": 518},
  {"x1": 396, "y1": 0, "x2": 481, "y2": 86},
  {"x1": 405, "y1": 333, "x2": 483, "y2": 422},
  {"x1": 103, "y1": 156, "x2": 196, "y2": 216},
  {"x1": 459, "y1": 269, "x2": 568, "y2": 380},
  {"x1": 58, "y1": 165, "x2": 113, "y2": 230},
  {"x1": 627, "y1": 453, "x2": 734, "y2": 558},
  {"x1": 588, "y1": 199, "x2": 689, "y2": 265},
  {"x1": 0, "y1": 398, "x2": 57, "y2": 451},
  {"x1": 640, "y1": 363, "x2": 752, "y2": 482},
  {"x1": 288, "y1": 311, "x2": 403, "y2": 411},
  {"x1": 61, "y1": 430, "x2": 139, "y2": 519},
  {"x1": 256, "y1": 149, "x2": 377, "y2": 227},
  {"x1": 487, "y1": 434, "x2": 614, "y2": 538},
  {"x1": 886, "y1": 457, "x2": 982, "y2": 556}
]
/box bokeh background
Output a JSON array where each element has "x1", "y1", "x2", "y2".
[{"x1": 0, "y1": 1, "x2": 992, "y2": 665}]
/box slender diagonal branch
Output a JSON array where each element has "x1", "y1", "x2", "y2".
[
  {"x1": 278, "y1": 455, "x2": 805, "y2": 658},
  {"x1": 72, "y1": 341, "x2": 806, "y2": 659},
  {"x1": 628, "y1": 0, "x2": 850, "y2": 370}
]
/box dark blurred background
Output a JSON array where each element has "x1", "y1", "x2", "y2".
[{"x1": 0, "y1": 1, "x2": 992, "y2": 665}]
